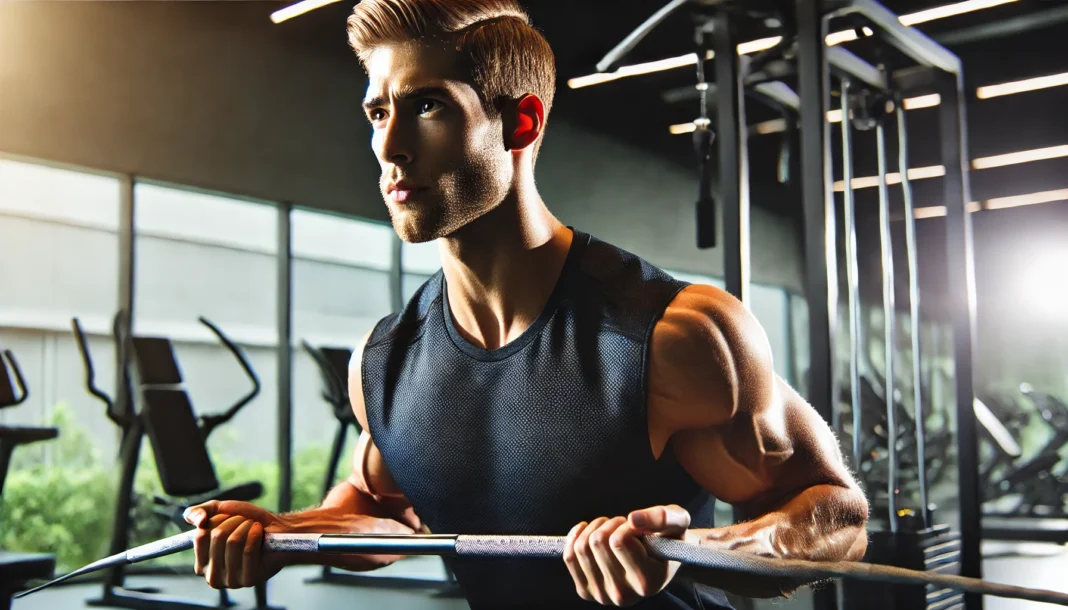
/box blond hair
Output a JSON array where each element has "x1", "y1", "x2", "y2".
[{"x1": 347, "y1": 0, "x2": 556, "y2": 155}]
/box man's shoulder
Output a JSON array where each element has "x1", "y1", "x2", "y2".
[{"x1": 366, "y1": 270, "x2": 443, "y2": 348}]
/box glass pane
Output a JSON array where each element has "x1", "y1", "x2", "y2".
[
  {"x1": 291, "y1": 209, "x2": 394, "y2": 512},
  {"x1": 0, "y1": 157, "x2": 121, "y2": 573},
  {"x1": 401, "y1": 239, "x2": 441, "y2": 302},
  {"x1": 131, "y1": 182, "x2": 279, "y2": 562}
]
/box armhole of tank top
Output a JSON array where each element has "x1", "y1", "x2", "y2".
[{"x1": 640, "y1": 281, "x2": 692, "y2": 461}]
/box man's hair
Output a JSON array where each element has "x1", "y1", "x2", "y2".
[{"x1": 347, "y1": 0, "x2": 556, "y2": 156}]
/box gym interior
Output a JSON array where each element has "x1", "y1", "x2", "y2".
[{"x1": 1, "y1": 0, "x2": 1067, "y2": 609}]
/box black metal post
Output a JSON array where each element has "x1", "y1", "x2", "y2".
[
  {"x1": 939, "y1": 71, "x2": 982, "y2": 610},
  {"x1": 796, "y1": 2, "x2": 839, "y2": 608},
  {"x1": 713, "y1": 11, "x2": 750, "y2": 307},
  {"x1": 277, "y1": 202, "x2": 293, "y2": 514}
]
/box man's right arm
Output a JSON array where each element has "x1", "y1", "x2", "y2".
[{"x1": 186, "y1": 331, "x2": 420, "y2": 587}]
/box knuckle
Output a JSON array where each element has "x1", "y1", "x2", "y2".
[{"x1": 210, "y1": 529, "x2": 226, "y2": 544}]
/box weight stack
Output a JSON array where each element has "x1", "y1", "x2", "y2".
[{"x1": 843, "y1": 524, "x2": 963, "y2": 610}]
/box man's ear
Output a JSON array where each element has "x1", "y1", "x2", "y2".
[{"x1": 503, "y1": 94, "x2": 544, "y2": 151}]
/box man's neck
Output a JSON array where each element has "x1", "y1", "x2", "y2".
[{"x1": 438, "y1": 194, "x2": 573, "y2": 351}]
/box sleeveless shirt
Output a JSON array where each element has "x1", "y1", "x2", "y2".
[{"x1": 362, "y1": 229, "x2": 733, "y2": 609}]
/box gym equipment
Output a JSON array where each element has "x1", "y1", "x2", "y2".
[
  {"x1": 17, "y1": 530, "x2": 1068, "y2": 606},
  {"x1": 300, "y1": 340, "x2": 463, "y2": 596},
  {"x1": 72, "y1": 314, "x2": 281, "y2": 610},
  {"x1": 0, "y1": 349, "x2": 58, "y2": 610}
]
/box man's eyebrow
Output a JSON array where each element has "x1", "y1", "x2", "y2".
[{"x1": 362, "y1": 86, "x2": 455, "y2": 111}]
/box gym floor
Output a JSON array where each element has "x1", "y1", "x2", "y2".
[{"x1": 12, "y1": 542, "x2": 1068, "y2": 610}]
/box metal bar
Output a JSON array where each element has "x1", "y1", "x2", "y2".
[
  {"x1": 897, "y1": 100, "x2": 929, "y2": 529},
  {"x1": 596, "y1": 0, "x2": 691, "y2": 73},
  {"x1": 715, "y1": 10, "x2": 749, "y2": 308},
  {"x1": 277, "y1": 202, "x2": 293, "y2": 514},
  {"x1": 827, "y1": 47, "x2": 887, "y2": 91},
  {"x1": 843, "y1": 0, "x2": 962, "y2": 74},
  {"x1": 840, "y1": 81, "x2": 863, "y2": 473},
  {"x1": 754, "y1": 82, "x2": 801, "y2": 111},
  {"x1": 939, "y1": 70, "x2": 982, "y2": 610},
  {"x1": 797, "y1": 4, "x2": 839, "y2": 609},
  {"x1": 875, "y1": 121, "x2": 898, "y2": 535},
  {"x1": 935, "y1": 4, "x2": 1068, "y2": 46}
]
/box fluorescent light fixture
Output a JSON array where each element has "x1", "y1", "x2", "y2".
[
  {"x1": 737, "y1": 36, "x2": 783, "y2": 55},
  {"x1": 570, "y1": 0, "x2": 1017, "y2": 89},
  {"x1": 833, "y1": 165, "x2": 945, "y2": 191},
  {"x1": 827, "y1": 109, "x2": 844, "y2": 123},
  {"x1": 270, "y1": 0, "x2": 340, "y2": 24},
  {"x1": 903, "y1": 94, "x2": 941, "y2": 109},
  {"x1": 899, "y1": 0, "x2": 1018, "y2": 26},
  {"x1": 669, "y1": 122, "x2": 697, "y2": 135},
  {"x1": 972, "y1": 145, "x2": 1068, "y2": 169},
  {"x1": 568, "y1": 52, "x2": 709, "y2": 89},
  {"x1": 984, "y1": 188, "x2": 1068, "y2": 210},
  {"x1": 754, "y1": 119, "x2": 787, "y2": 135},
  {"x1": 976, "y1": 71, "x2": 1068, "y2": 99},
  {"x1": 913, "y1": 201, "x2": 982, "y2": 218}
]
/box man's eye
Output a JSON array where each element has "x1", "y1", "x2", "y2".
[
  {"x1": 418, "y1": 100, "x2": 440, "y2": 115},
  {"x1": 368, "y1": 109, "x2": 387, "y2": 122}
]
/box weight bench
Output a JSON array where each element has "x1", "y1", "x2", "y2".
[{"x1": 0, "y1": 350, "x2": 58, "y2": 609}]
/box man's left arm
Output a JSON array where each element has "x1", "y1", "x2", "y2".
[
  {"x1": 650, "y1": 284, "x2": 868, "y2": 595},
  {"x1": 562, "y1": 285, "x2": 868, "y2": 605}
]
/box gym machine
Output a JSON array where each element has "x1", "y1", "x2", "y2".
[
  {"x1": 0, "y1": 349, "x2": 58, "y2": 610},
  {"x1": 591, "y1": 0, "x2": 977, "y2": 608},
  {"x1": 72, "y1": 313, "x2": 282, "y2": 610}
]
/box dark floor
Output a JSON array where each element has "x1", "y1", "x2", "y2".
[{"x1": 11, "y1": 542, "x2": 1068, "y2": 610}]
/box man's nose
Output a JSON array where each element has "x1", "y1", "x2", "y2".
[{"x1": 378, "y1": 115, "x2": 414, "y2": 166}]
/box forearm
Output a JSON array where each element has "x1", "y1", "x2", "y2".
[
  {"x1": 274, "y1": 480, "x2": 412, "y2": 571},
  {"x1": 682, "y1": 484, "x2": 869, "y2": 597}
]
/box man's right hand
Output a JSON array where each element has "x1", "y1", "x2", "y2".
[{"x1": 184, "y1": 500, "x2": 290, "y2": 590}]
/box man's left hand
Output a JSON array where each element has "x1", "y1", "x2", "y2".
[{"x1": 563, "y1": 505, "x2": 691, "y2": 606}]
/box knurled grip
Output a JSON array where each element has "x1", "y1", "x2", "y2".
[
  {"x1": 263, "y1": 534, "x2": 322, "y2": 553},
  {"x1": 455, "y1": 535, "x2": 566, "y2": 558},
  {"x1": 126, "y1": 531, "x2": 196, "y2": 563}
]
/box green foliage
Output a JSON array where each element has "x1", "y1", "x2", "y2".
[{"x1": 0, "y1": 403, "x2": 352, "y2": 574}]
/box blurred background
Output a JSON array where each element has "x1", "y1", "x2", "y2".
[{"x1": 0, "y1": 0, "x2": 1066, "y2": 609}]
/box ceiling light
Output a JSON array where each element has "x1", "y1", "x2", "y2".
[
  {"x1": 972, "y1": 145, "x2": 1068, "y2": 170},
  {"x1": 270, "y1": 0, "x2": 341, "y2": 24},
  {"x1": 984, "y1": 188, "x2": 1068, "y2": 210},
  {"x1": 976, "y1": 71, "x2": 1068, "y2": 99},
  {"x1": 902, "y1": 94, "x2": 941, "y2": 109},
  {"x1": 899, "y1": 0, "x2": 1018, "y2": 26}
]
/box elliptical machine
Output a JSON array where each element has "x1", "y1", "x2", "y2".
[{"x1": 72, "y1": 313, "x2": 281, "y2": 610}]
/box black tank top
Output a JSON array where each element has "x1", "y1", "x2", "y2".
[{"x1": 362, "y1": 229, "x2": 733, "y2": 609}]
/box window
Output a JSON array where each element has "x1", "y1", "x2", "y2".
[
  {"x1": 290, "y1": 209, "x2": 395, "y2": 510},
  {"x1": 401, "y1": 239, "x2": 441, "y2": 302},
  {"x1": 132, "y1": 182, "x2": 281, "y2": 534},
  {"x1": 0, "y1": 156, "x2": 122, "y2": 573}
]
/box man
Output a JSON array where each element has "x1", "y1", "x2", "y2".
[{"x1": 183, "y1": 0, "x2": 869, "y2": 607}]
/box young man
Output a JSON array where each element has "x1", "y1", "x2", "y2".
[{"x1": 184, "y1": 0, "x2": 869, "y2": 607}]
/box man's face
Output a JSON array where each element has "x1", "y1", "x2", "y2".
[{"x1": 363, "y1": 41, "x2": 512, "y2": 243}]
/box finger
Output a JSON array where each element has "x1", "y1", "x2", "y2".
[
  {"x1": 610, "y1": 521, "x2": 663, "y2": 599},
  {"x1": 207, "y1": 515, "x2": 246, "y2": 589},
  {"x1": 628, "y1": 505, "x2": 690, "y2": 536},
  {"x1": 575, "y1": 517, "x2": 610, "y2": 604},
  {"x1": 590, "y1": 517, "x2": 636, "y2": 606},
  {"x1": 243, "y1": 522, "x2": 265, "y2": 587},
  {"x1": 563, "y1": 522, "x2": 590, "y2": 600},
  {"x1": 226, "y1": 519, "x2": 255, "y2": 588},
  {"x1": 184, "y1": 500, "x2": 220, "y2": 528},
  {"x1": 194, "y1": 513, "x2": 234, "y2": 576}
]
